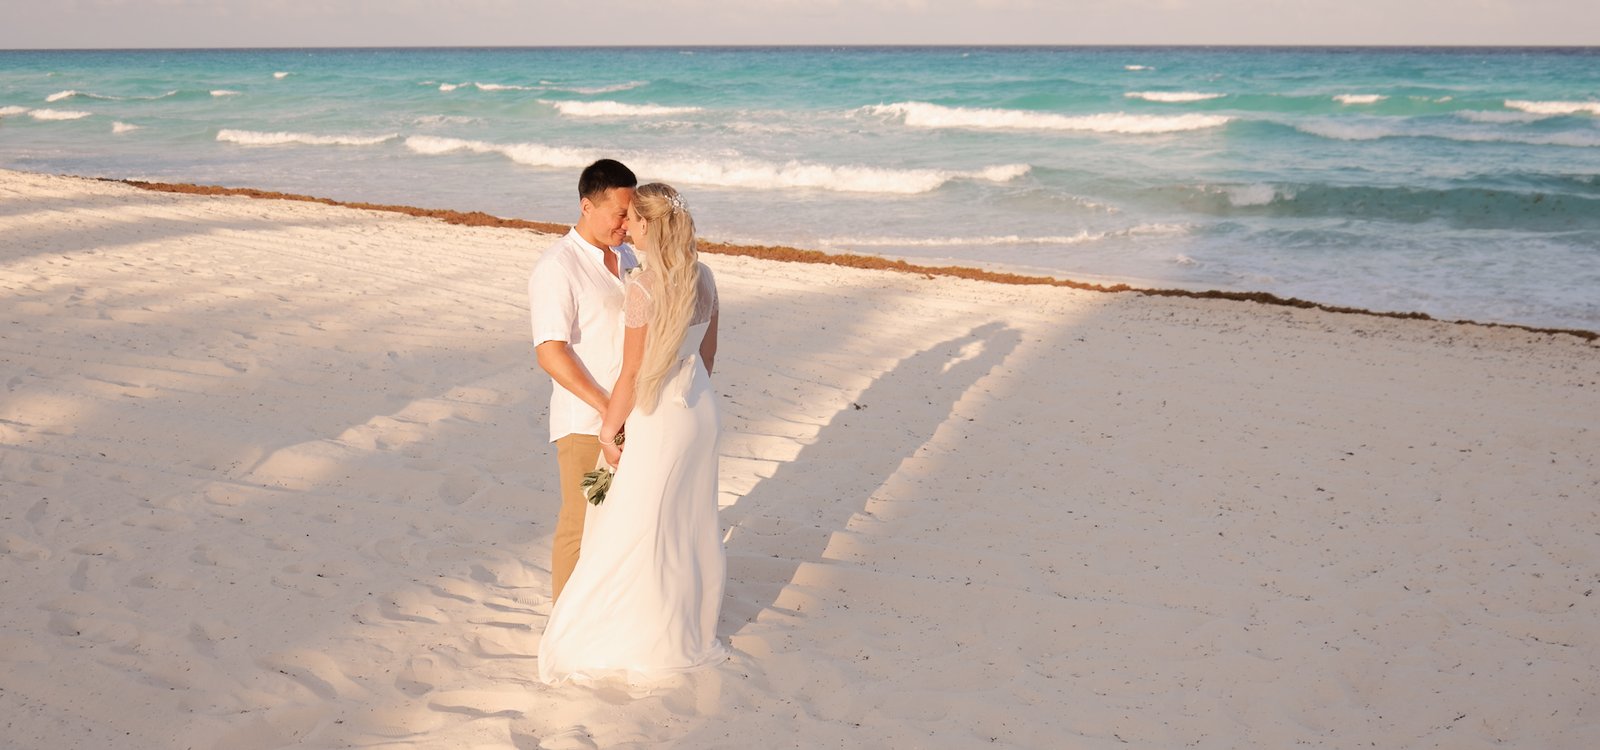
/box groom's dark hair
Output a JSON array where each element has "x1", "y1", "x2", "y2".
[{"x1": 579, "y1": 159, "x2": 637, "y2": 202}]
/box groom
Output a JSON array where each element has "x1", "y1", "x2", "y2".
[{"x1": 529, "y1": 159, "x2": 638, "y2": 601}]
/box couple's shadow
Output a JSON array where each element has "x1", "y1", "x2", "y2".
[{"x1": 720, "y1": 321, "x2": 1021, "y2": 632}]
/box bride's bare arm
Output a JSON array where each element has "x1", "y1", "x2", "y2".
[
  {"x1": 599, "y1": 323, "x2": 647, "y2": 463},
  {"x1": 699, "y1": 311, "x2": 718, "y2": 376}
]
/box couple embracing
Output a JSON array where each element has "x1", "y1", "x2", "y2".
[{"x1": 529, "y1": 160, "x2": 726, "y2": 683}]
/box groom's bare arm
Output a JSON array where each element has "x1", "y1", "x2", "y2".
[{"x1": 536, "y1": 340, "x2": 609, "y2": 415}]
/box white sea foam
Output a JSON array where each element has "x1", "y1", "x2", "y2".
[
  {"x1": 558, "y1": 81, "x2": 648, "y2": 95},
  {"x1": 1173, "y1": 254, "x2": 1198, "y2": 266},
  {"x1": 867, "y1": 102, "x2": 1232, "y2": 134},
  {"x1": 29, "y1": 109, "x2": 92, "y2": 121},
  {"x1": 1125, "y1": 65, "x2": 1153, "y2": 71},
  {"x1": 1224, "y1": 184, "x2": 1291, "y2": 207},
  {"x1": 46, "y1": 90, "x2": 81, "y2": 102},
  {"x1": 546, "y1": 100, "x2": 702, "y2": 118},
  {"x1": 439, "y1": 83, "x2": 460, "y2": 92},
  {"x1": 1334, "y1": 94, "x2": 1387, "y2": 105},
  {"x1": 1456, "y1": 110, "x2": 1550, "y2": 124},
  {"x1": 474, "y1": 82, "x2": 536, "y2": 92},
  {"x1": 112, "y1": 121, "x2": 140, "y2": 134},
  {"x1": 0, "y1": 106, "x2": 30, "y2": 118},
  {"x1": 211, "y1": 90, "x2": 241, "y2": 97},
  {"x1": 1125, "y1": 91, "x2": 1224, "y2": 103},
  {"x1": 404, "y1": 135, "x2": 1030, "y2": 194},
  {"x1": 218, "y1": 129, "x2": 397, "y2": 147},
  {"x1": 1505, "y1": 99, "x2": 1600, "y2": 116},
  {"x1": 412, "y1": 114, "x2": 479, "y2": 126},
  {"x1": 1296, "y1": 120, "x2": 1600, "y2": 148},
  {"x1": 819, "y1": 224, "x2": 1186, "y2": 248},
  {"x1": 274, "y1": 72, "x2": 291, "y2": 79}
]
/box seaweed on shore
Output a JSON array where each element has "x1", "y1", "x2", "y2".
[{"x1": 113, "y1": 177, "x2": 1597, "y2": 343}]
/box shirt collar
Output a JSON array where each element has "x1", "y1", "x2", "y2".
[{"x1": 567, "y1": 228, "x2": 638, "y2": 273}]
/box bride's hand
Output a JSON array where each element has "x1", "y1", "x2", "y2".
[{"x1": 602, "y1": 441, "x2": 623, "y2": 467}]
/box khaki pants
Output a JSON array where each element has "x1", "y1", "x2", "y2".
[{"x1": 552, "y1": 433, "x2": 602, "y2": 602}]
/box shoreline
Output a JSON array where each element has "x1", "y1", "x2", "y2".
[{"x1": 114, "y1": 175, "x2": 1599, "y2": 343}]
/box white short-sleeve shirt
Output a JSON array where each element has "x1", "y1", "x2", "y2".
[{"x1": 529, "y1": 228, "x2": 639, "y2": 442}]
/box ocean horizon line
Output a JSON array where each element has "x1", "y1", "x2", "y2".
[{"x1": 4, "y1": 44, "x2": 1599, "y2": 53}]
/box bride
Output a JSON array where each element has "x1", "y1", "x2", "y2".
[{"x1": 538, "y1": 182, "x2": 727, "y2": 683}]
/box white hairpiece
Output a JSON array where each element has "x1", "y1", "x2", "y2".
[{"x1": 667, "y1": 193, "x2": 688, "y2": 214}]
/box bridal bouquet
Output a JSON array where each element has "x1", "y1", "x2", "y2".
[
  {"x1": 581, "y1": 451, "x2": 616, "y2": 505},
  {"x1": 581, "y1": 466, "x2": 612, "y2": 505}
]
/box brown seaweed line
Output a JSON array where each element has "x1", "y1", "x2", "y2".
[{"x1": 112, "y1": 177, "x2": 1598, "y2": 343}]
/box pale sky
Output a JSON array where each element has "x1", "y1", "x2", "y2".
[{"x1": 0, "y1": 0, "x2": 1594, "y2": 49}]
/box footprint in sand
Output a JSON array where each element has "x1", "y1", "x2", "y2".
[
  {"x1": 427, "y1": 690, "x2": 527, "y2": 718},
  {"x1": 191, "y1": 543, "x2": 249, "y2": 569},
  {"x1": 438, "y1": 469, "x2": 483, "y2": 507},
  {"x1": 120, "y1": 511, "x2": 196, "y2": 533},
  {"x1": 70, "y1": 540, "x2": 132, "y2": 560},
  {"x1": 468, "y1": 555, "x2": 541, "y2": 589},
  {"x1": 187, "y1": 619, "x2": 238, "y2": 659},
  {"x1": 424, "y1": 577, "x2": 480, "y2": 604},
  {"x1": 70, "y1": 557, "x2": 111, "y2": 591},
  {"x1": 395, "y1": 654, "x2": 442, "y2": 697},
  {"x1": 270, "y1": 567, "x2": 339, "y2": 599},
  {"x1": 0, "y1": 534, "x2": 51, "y2": 561},
  {"x1": 256, "y1": 649, "x2": 364, "y2": 701},
  {"x1": 375, "y1": 591, "x2": 449, "y2": 624},
  {"x1": 130, "y1": 571, "x2": 200, "y2": 590},
  {"x1": 471, "y1": 629, "x2": 537, "y2": 659},
  {"x1": 534, "y1": 727, "x2": 601, "y2": 750},
  {"x1": 358, "y1": 535, "x2": 418, "y2": 566}
]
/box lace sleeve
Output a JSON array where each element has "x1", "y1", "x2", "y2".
[
  {"x1": 694, "y1": 263, "x2": 718, "y2": 324},
  {"x1": 624, "y1": 269, "x2": 655, "y2": 328}
]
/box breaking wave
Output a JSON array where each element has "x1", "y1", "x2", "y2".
[
  {"x1": 545, "y1": 100, "x2": 702, "y2": 118},
  {"x1": 403, "y1": 135, "x2": 1029, "y2": 194},
  {"x1": 1125, "y1": 91, "x2": 1225, "y2": 103},
  {"x1": 217, "y1": 129, "x2": 397, "y2": 146},
  {"x1": 865, "y1": 102, "x2": 1232, "y2": 134},
  {"x1": 1505, "y1": 99, "x2": 1600, "y2": 116}
]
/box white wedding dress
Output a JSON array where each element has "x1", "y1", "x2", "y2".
[{"x1": 538, "y1": 264, "x2": 726, "y2": 684}]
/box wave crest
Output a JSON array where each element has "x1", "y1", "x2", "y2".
[
  {"x1": 29, "y1": 109, "x2": 93, "y2": 120},
  {"x1": 112, "y1": 121, "x2": 140, "y2": 134},
  {"x1": 211, "y1": 90, "x2": 241, "y2": 97},
  {"x1": 866, "y1": 102, "x2": 1232, "y2": 134},
  {"x1": 1295, "y1": 119, "x2": 1600, "y2": 148},
  {"x1": 1125, "y1": 91, "x2": 1224, "y2": 103},
  {"x1": 820, "y1": 225, "x2": 1187, "y2": 248},
  {"x1": 1334, "y1": 94, "x2": 1388, "y2": 105},
  {"x1": 403, "y1": 135, "x2": 1029, "y2": 194},
  {"x1": 1505, "y1": 99, "x2": 1600, "y2": 116},
  {"x1": 218, "y1": 129, "x2": 397, "y2": 147},
  {"x1": 546, "y1": 100, "x2": 703, "y2": 118},
  {"x1": 552, "y1": 81, "x2": 647, "y2": 95}
]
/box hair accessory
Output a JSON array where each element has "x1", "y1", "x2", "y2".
[{"x1": 667, "y1": 193, "x2": 689, "y2": 214}]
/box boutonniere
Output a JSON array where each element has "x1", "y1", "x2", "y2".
[{"x1": 623, "y1": 264, "x2": 641, "y2": 280}]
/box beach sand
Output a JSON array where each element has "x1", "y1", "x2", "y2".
[{"x1": 2, "y1": 168, "x2": 1598, "y2": 749}]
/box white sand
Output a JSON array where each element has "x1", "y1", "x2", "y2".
[{"x1": 1, "y1": 168, "x2": 1598, "y2": 749}]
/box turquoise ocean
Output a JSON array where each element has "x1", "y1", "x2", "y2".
[{"x1": 2, "y1": 47, "x2": 1597, "y2": 329}]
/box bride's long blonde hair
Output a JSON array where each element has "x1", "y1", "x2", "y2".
[{"x1": 632, "y1": 182, "x2": 702, "y2": 413}]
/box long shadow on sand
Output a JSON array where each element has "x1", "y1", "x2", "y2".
[{"x1": 719, "y1": 320, "x2": 1022, "y2": 633}]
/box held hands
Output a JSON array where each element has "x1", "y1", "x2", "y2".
[{"x1": 599, "y1": 428, "x2": 624, "y2": 467}]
